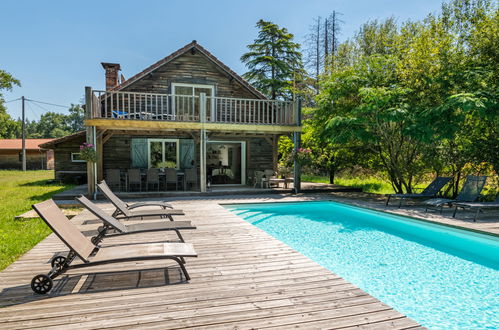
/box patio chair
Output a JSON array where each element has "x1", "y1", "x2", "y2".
[
  {"x1": 386, "y1": 177, "x2": 452, "y2": 208},
  {"x1": 75, "y1": 195, "x2": 196, "y2": 244},
  {"x1": 264, "y1": 169, "x2": 275, "y2": 178},
  {"x1": 127, "y1": 169, "x2": 142, "y2": 192},
  {"x1": 453, "y1": 196, "x2": 499, "y2": 222},
  {"x1": 424, "y1": 175, "x2": 487, "y2": 213},
  {"x1": 105, "y1": 169, "x2": 121, "y2": 192},
  {"x1": 147, "y1": 168, "x2": 160, "y2": 191},
  {"x1": 98, "y1": 180, "x2": 175, "y2": 217},
  {"x1": 185, "y1": 168, "x2": 198, "y2": 190},
  {"x1": 253, "y1": 171, "x2": 269, "y2": 188},
  {"x1": 30, "y1": 199, "x2": 197, "y2": 294},
  {"x1": 165, "y1": 168, "x2": 178, "y2": 191}
]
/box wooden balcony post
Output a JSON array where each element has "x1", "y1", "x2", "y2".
[
  {"x1": 96, "y1": 130, "x2": 104, "y2": 182},
  {"x1": 199, "y1": 93, "x2": 207, "y2": 192},
  {"x1": 293, "y1": 97, "x2": 302, "y2": 193},
  {"x1": 85, "y1": 86, "x2": 96, "y2": 197}
]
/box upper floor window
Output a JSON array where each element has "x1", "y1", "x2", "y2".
[
  {"x1": 172, "y1": 83, "x2": 214, "y2": 121},
  {"x1": 172, "y1": 83, "x2": 214, "y2": 97}
]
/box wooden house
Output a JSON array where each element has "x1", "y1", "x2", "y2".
[{"x1": 44, "y1": 41, "x2": 302, "y2": 194}]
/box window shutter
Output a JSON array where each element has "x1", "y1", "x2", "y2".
[
  {"x1": 180, "y1": 139, "x2": 195, "y2": 169},
  {"x1": 131, "y1": 138, "x2": 148, "y2": 168}
]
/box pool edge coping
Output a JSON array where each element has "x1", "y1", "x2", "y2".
[{"x1": 220, "y1": 199, "x2": 499, "y2": 239}]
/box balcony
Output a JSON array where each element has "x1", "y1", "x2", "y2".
[{"x1": 89, "y1": 90, "x2": 299, "y2": 127}]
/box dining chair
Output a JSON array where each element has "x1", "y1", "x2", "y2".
[
  {"x1": 127, "y1": 169, "x2": 142, "y2": 192},
  {"x1": 146, "y1": 168, "x2": 160, "y2": 191},
  {"x1": 165, "y1": 168, "x2": 178, "y2": 191},
  {"x1": 185, "y1": 168, "x2": 198, "y2": 191},
  {"x1": 105, "y1": 169, "x2": 121, "y2": 192}
]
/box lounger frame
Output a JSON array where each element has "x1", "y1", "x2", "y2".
[{"x1": 31, "y1": 200, "x2": 193, "y2": 294}]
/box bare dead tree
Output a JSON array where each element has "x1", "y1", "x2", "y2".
[{"x1": 303, "y1": 12, "x2": 343, "y2": 93}]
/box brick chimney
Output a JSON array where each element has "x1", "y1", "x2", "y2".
[{"x1": 101, "y1": 63, "x2": 121, "y2": 90}]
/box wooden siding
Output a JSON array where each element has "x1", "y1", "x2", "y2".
[
  {"x1": 246, "y1": 137, "x2": 274, "y2": 175},
  {"x1": 0, "y1": 150, "x2": 51, "y2": 170},
  {"x1": 52, "y1": 134, "x2": 87, "y2": 183},
  {"x1": 121, "y1": 50, "x2": 258, "y2": 99},
  {"x1": 100, "y1": 134, "x2": 275, "y2": 183}
]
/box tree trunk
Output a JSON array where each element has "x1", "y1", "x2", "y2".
[
  {"x1": 271, "y1": 39, "x2": 276, "y2": 100},
  {"x1": 329, "y1": 170, "x2": 335, "y2": 184}
]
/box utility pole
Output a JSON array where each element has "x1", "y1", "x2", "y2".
[{"x1": 21, "y1": 96, "x2": 26, "y2": 171}]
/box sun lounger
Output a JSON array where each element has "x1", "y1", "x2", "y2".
[
  {"x1": 424, "y1": 176, "x2": 487, "y2": 213},
  {"x1": 97, "y1": 180, "x2": 184, "y2": 220},
  {"x1": 453, "y1": 197, "x2": 499, "y2": 221},
  {"x1": 30, "y1": 199, "x2": 197, "y2": 294},
  {"x1": 76, "y1": 195, "x2": 196, "y2": 244},
  {"x1": 98, "y1": 180, "x2": 177, "y2": 218},
  {"x1": 386, "y1": 177, "x2": 451, "y2": 207}
]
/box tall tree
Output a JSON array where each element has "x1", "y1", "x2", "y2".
[
  {"x1": 304, "y1": 12, "x2": 343, "y2": 93},
  {"x1": 0, "y1": 70, "x2": 21, "y2": 138},
  {"x1": 241, "y1": 19, "x2": 303, "y2": 100},
  {"x1": 304, "y1": 16, "x2": 323, "y2": 92},
  {"x1": 314, "y1": 0, "x2": 498, "y2": 195},
  {"x1": 25, "y1": 105, "x2": 84, "y2": 138}
]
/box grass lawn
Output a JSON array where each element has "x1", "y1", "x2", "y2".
[
  {"x1": 302, "y1": 174, "x2": 396, "y2": 194},
  {"x1": 0, "y1": 170, "x2": 75, "y2": 271}
]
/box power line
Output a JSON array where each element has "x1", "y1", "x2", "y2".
[
  {"x1": 29, "y1": 99, "x2": 52, "y2": 114},
  {"x1": 25, "y1": 98, "x2": 70, "y2": 109},
  {"x1": 26, "y1": 100, "x2": 41, "y2": 119},
  {"x1": 4, "y1": 97, "x2": 21, "y2": 103}
]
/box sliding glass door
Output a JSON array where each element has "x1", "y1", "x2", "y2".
[
  {"x1": 172, "y1": 83, "x2": 214, "y2": 121},
  {"x1": 207, "y1": 141, "x2": 246, "y2": 185}
]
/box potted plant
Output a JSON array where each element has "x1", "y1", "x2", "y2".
[
  {"x1": 79, "y1": 142, "x2": 97, "y2": 163},
  {"x1": 293, "y1": 147, "x2": 312, "y2": 165}
]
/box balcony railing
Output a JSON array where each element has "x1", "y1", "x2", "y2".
[{"x1": 90, "y1": 90, "x2": 298, "y2": 125}]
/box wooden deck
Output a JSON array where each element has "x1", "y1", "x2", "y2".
[{"x1": 0, "y1": 196, "x2": 423, "y2": 329}]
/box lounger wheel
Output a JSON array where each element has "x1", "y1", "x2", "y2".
[
  {"x1": 51, "y1": 256, "x2": 67, "y2": 270},
  {"x1": 31, "y1": 274, "x2": 53, "y2": 294}
]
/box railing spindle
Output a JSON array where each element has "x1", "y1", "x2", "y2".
[{"x1": 93, "y1": 90, "x2": 295, "y2": 125}]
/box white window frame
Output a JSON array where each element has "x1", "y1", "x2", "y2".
[
  {"x1": 207, "y1": 140, "x2": 246, "y2": 185},
  {"x1": 171, "y1": 83, "x2": 215, "y2": 120},
  {"x1": 71, "y1": 152, "x2": 86, "y2": 163},
  {"x1": 147, "y1": 138, "x2": 180, "y2": 169}
]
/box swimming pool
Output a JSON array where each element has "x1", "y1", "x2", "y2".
[{"x1": 225, "y1": 201, "x2": 499, "y2": 330}]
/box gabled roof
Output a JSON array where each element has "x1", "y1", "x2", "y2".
[
  {"x1": 38, "y1": 131, "x2": 86, "y2": 149},
  {"x1": 0, "y1": 139, "x2": 54, "y2": 150},
  {"x1": 111, "y1": 40, "x2": 267, "y2": 100}
]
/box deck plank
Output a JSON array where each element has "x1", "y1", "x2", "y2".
[{"x1": 0, "y1": 197, "x2": 421, "y2": 329}]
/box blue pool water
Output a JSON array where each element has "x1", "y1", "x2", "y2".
[{"x1": 225, "y1": 201, "x2": 499, "y2": 330}]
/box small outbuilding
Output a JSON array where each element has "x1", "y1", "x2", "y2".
[{"x1": 0, "y1": 139, "x2": 54, "y2": 170}]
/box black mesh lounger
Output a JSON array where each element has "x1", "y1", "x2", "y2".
[
  {"x1": 30, "y1": 200, "x2": 197, "y2": 294},
  {"x1": 424, "y1": 176, "x2": 487, "y2": 213},
  {"x1": 453, "y1": 197, "x2": 499, "y2": 221},
  {"x1": 75, "y1": 195, "x2": 196, "y2": 244},
  {"x1": 386, "y1": 177, "x2": 451, "y2": 208}
]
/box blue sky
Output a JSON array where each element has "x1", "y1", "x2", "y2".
[{"x1": 1, "y1": 0, "x2": 444, "y2": 120}]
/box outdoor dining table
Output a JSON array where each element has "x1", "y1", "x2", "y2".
[{"x1": 123, "y1": 170, "x2": 186, "y2": 191}]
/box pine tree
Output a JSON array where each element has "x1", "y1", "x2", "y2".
[{"x1": 241, "y1": 19, "x2": 303, "y2": 100}]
